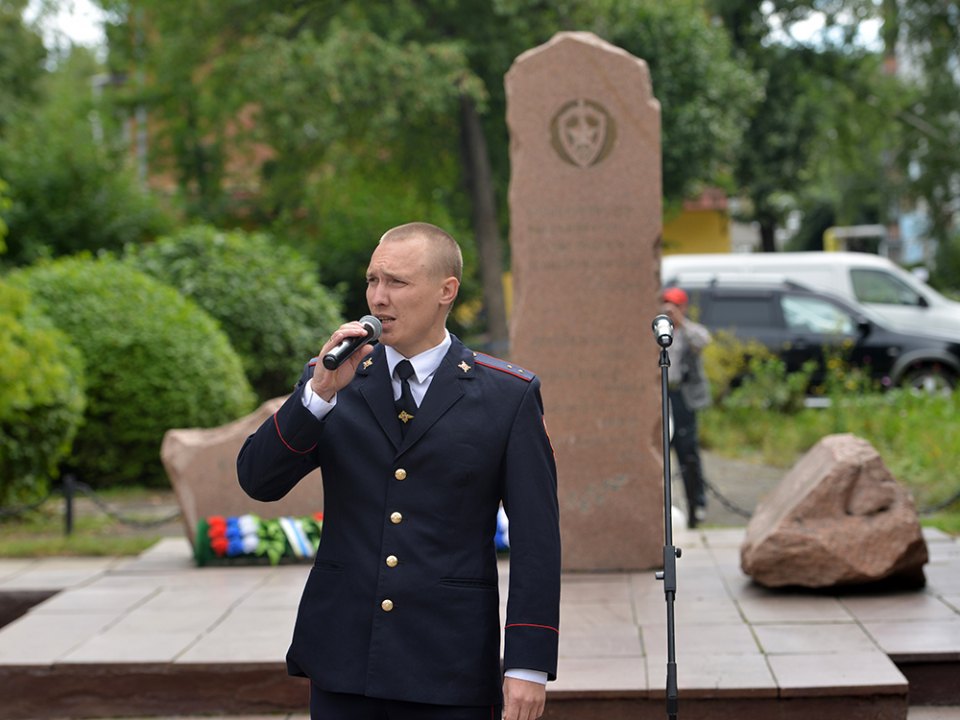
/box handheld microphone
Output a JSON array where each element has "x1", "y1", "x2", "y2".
[
  {"x1": 652, "y1": 314, "x2": 674, "y2": 348},
  {"x1": 322, "y1": 315, "x2": 382, "y2": 370}
]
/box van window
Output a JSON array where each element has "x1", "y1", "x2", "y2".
[
  {"x1": 709, "y1": 296, "x2": 778, "y2": 328},
  {"x1": 851, "y1": 269, "x2": 924, "y2": 306},
  {"x1": 781, "y1": 295, "x2": 855, "y2": 335}
]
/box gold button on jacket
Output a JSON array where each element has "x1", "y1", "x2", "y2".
[
  {"x1": 386, "y1": 555, "x2": 398, "y2": 567},
  {"x1": 394, "y1": 469, "x2": 407, "y2": 480},
  {"x1": 390, "y1": 512, "x2": 403, "y2": 524},
  {"x1": 381, "y1": 599, "x2": 394, "y2": 612}
]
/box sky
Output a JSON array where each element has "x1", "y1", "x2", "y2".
[{"x1": 23, "y1": 0, "x2": 108, "y2": 49}]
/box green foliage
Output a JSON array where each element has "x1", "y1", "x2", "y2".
[
  {"x1": 722, "y1": 356, "x2": 817, "y2": 414},
  {"x1": 705, "y1": 0, "x2": 902, "y2": 250},
  {"x1": 9, "y1": 255, "x2": 256, "y2": 487},
  {"x1": 701, "y1": 337, "x2": 960, "y2": 519},
  {"x1": 0, "y1": 175, "x2": 10, "y2": 253},
  {"x1": 701, "y1": 329, "x2": 774, "y2": 401},
  {"x1": 702, "y1": 387, "x2": 960, "y2": 517},
  {"x1": 808, "y1": 339, "x2": 878, "y2": 397},
  {"x1": 0, "y1": 0, "x2": 46, "y2": 135},
  {"x1": 577, "y1": 0, "x2": 763, "y2": 201},
  {"x1": 0, "y1": 47, "x2": 173, "y2": 267},
  {"x1": 287, "y1": 163, "x2": 476, "y2": 326},
  {"x1": 0, "y1": 279, "x2": 86, "y2": 505},
  {"x1": 125, "y1": 225, "x2": 344, "y2": 400},
  {"x1": 894, "y1": 1, "x2": 960, "y2": 254},
  {"x1": 931, "y1": 234, "x2": 960, "y2": 292},
  {"x1": 100, "y1": 0, "x2": 764, "y2": 335}
]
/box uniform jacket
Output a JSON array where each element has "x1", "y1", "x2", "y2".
[{"x1": 237, "y1": 336, "x2": 561, "y2": 707}]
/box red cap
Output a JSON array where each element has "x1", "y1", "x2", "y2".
[{"x1": 662, "y1": 287, "x2": 688, "y2": 307}]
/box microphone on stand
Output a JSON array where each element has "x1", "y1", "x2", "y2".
[
  {"x1": 652, "y1": 314, "x2": 674, "y2": 348},
  {"x1": 322, "y1": 315, "x2": 382, "y2": 370}
]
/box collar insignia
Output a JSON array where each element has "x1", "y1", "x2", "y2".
[
  {"x1": 458, "y1": 361, "x2": 471, "y2": 373},
  {"x1": 362, "y1": 358, "x2": 374, "y2": 370}
]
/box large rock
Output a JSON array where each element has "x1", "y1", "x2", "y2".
[
  {"x1": 740, "y1": 433, "x2": 928, "y2": 588},
  {"x1": 161, "y1": 397, "x2": 323, "y2": 544}
]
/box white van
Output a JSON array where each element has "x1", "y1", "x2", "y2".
[{"x1": 661, "y1": 252, "x2": 960, "y2": 336}]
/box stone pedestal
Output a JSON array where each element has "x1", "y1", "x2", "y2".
[
  {"x1": 161, "y1": 397, "x2": 324, "y2": 544},
  {"x1": 506, "y1": 32, "x2": 664, "y2": 570}
]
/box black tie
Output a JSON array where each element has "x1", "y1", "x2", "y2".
[{"x1": 394, "y1": 360, "x2": 417, "y2": 437}]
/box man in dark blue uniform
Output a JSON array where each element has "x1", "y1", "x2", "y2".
[{"x1": 238, "y1": 222, "x2": 561, "y2": 720}]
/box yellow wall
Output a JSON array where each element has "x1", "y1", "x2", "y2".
[{"x1": 662, "y1": 209, "x2": 730, "y2": 255}]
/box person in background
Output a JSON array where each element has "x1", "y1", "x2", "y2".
[{"x1": 662, "y1": 286, "x2": 712, "y2": 528}]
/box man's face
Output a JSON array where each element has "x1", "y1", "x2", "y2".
[
  {"x1": 662, "y1": 301, "x2": 685, "y2": 324},
  {"x1": 365, "y1": 237, "x2": 457, "y2": 358}
]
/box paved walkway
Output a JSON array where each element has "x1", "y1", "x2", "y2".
[
  {"x1": 2, "y1": 526, "x2": 959, "y2": 719},
  {"x1": 2, "y1": 450, "x2": 958, "y2": 718}
]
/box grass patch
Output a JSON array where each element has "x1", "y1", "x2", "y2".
[
  {"x1": 0, "y1": 489, "x2": 170, "y2": 557},
  {"x1": 0, "y1": 533, "x2": 159, "y2": 557},
  {"x1": 701, "y1": 387, "x2": 960, "y2": 532}
]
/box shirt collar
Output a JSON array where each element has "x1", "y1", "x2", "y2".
[{"x1": 384, "y1": 330, "x2": 451, "y2": 383}]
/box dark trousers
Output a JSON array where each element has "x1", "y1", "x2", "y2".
[
  {"x1": 668, "y1": 388, "x2": 706, "y2": 526},
  {"x1": 310, "y1": 684, "x2": 502, "y2": 720}
]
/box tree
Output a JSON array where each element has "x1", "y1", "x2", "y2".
[
  {"x1": 0, "y1": 0, "x2": 46, "y2": 136},
  {"x1": 98, "y1": 1, "x2": 762, "y2": 344},
  {"x1": 567, "y1": 0, "x2": 763, "y2": 207},
  {"x1": 707, "y1": 0, "x2": 904, "y2": 251},
  {"x1": 0, "y1": 46, "x2": 173, "y2": 266},
  {"x1": 891, "y1": 0, "x2": 960, "y2": 288}
]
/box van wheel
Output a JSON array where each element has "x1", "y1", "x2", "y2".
[{"x1": 903, "y1": 366, "x2": 956, "y2": 395}]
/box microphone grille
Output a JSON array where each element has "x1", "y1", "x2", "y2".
[{"x1": 359, "y1": 315, "x2": 383, "y2": 341}]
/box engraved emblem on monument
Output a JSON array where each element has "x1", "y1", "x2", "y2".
[{"x1": 550, "y1": 99, "x2": 617, "y2": 168}]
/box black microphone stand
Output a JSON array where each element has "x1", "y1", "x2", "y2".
[{"x1": 653, "y1": 315, "x2": 680, "y2": 719}]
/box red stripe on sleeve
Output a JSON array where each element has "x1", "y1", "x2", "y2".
[
  {"x1": 273, "y1": 412, "x2": 317, "y2": 454},
  {"x1": 504, "y1": 623, "x2": 559, "y2": 634}
]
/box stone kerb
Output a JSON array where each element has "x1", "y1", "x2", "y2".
[
  {"x1": 506, "y1": 32, "x2": 664, "y2": 570},
  {"x1": 161, "y1": 396, "x2": 323, "y2": 545}
]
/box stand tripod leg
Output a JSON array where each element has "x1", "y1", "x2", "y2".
[{"x1": 655, "y1": 342, "x2": 681, "y2": 719}]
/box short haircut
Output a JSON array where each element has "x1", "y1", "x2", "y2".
[{"x1": 380, "y1": 222, "x2": 463, "y2": 283}]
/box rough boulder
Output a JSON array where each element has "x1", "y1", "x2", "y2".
[
  {"x1": 740, "y1": 433, "x2": 928, "y2": 588},
  {"x1": 161, "y1": 396, "x2": 324, "y2": 544}
]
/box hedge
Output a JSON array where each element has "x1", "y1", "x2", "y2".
[
  {"x1": 9, "y1": 255, "x2": 256, "y2": 487},
  {"x1": 125, "y1": 225, "x2": 343, "y2": 400},
  {"x1": 0, "y1": 279, "x2": 86, "y2": 504}
]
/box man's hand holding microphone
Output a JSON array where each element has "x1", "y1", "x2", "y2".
[{"x1": 310, "y1": 316, "x2": 381, "y2": 402}]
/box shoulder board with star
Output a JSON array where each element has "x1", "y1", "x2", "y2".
[{"x1": 471, "y1": 352, "x2": 535, "y2": 382}]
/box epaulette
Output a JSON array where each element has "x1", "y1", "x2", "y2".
[{"x1": 471, "y1": 352, "x2": 534, "y2": 382}]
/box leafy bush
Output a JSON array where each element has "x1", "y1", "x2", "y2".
[
  {"x1": 701, "y1": 329, "x2": 774, "y2": 401},
  {"x1": 9, "y1": 255, "x2": 256, "y2": 487},
  {"x1": 722, "y1": 357, "x2": 817, "y2": 415},
  {"x1": 0, "y1": 279, "x2": 86, "y2": 505},
  {"x1": 125, "y1": 225, "x2": 343, "y2": 400}
]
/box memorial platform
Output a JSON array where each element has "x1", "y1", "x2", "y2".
[{"x1": 1, "y1": 527, "x2": 958, "y2": 720}]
